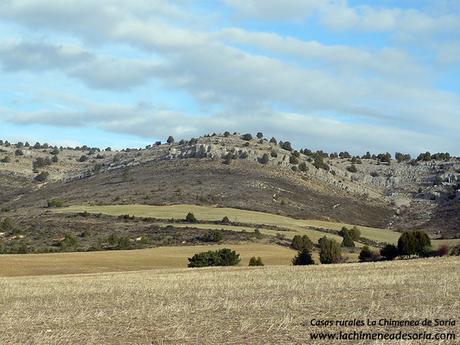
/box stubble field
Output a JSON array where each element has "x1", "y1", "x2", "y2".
[{"x1": 0, "y1": 257, "x2": 458, "y2": 344}]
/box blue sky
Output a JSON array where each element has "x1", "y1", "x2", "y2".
[{"x1": 0, "y1": 0, "x2": 459, "y2": 154}]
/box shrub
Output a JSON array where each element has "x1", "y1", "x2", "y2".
[
  {"x1": 319, "y1": 237, "x2": 342, "y2": 264},
  {"x1": 346, "y1": 164, "x2": 358, "y2": 173},
  {"x1": 436, "y1": 245, "x2": 449, "y2": 257},
  {"x1": 33, "y1": 157, "x2": 52, "y2": 169},
  {"x1": 298, "y1": 162, "x2": 308, "y2": 172},
  {"x1": 167, "y1": 136, "x2": 175, "y2": 144},
  {"x1": 78, "y1": 155, "x2": 88, "y2": 162},
  {"x1": 221, "y1": 216, "x2": 230, "y2": 224},
  {"x1": 289, "y1": 155, "x2": 299, "y2": 164},
  {"x1": 241, "y1": 133, "x2": 253, "y2": 141},
  {"x1": 449, "y1": 245, "x2": 460, "y2": 256},
  {"x1": 254, "y1": 228, "x2": 263, "y2": 239},
  {"x1": 256, "y1": 132, "x2": 264, "y2": 139},
  {"x1": 202, "y1": 230, "x2": 223, "y2": 243},
  {"x1": 1, "y1": 156, "x2": 11, "y2": 163},
  {"x1": 291, "y1": 235, "x2": 313, "y2": 251},
  {"x1": 47, "y1": 199, "x2": 64, "y2": 208},
  {"x1": 59, "y1": 233, "x2": 78, "y2": 249},
  {"x1": 397, "y1": 231, "x2": 431, "y2": 257},
  {"x1": 269, "y1": 137, "x2": 277, "y2": 144},
  {"x1": 270, "y1": 150, "x2": 278, "y2": 158},
  {"x1": 341, "y1": 232, "x2": 355, "y2": 247},
  {"x1": 358, "y1": 246, "x2": 374, "y2": 262},
  {"x1": 185, "y1": 212, "x2": 197, "y2": 223},
  {"x1": 34, "y1": 171, "x2": 49, "y2": 182},
  {"x1": 292, "y1": 248, "x2": 315, "y2": 265},
  {"x1": 281, "y1": 141, "x2": 293, "y2": 151},
  {"x1": 349, "y1": 226, "x2": 361, "y2": 241},
  {"x1": 249, "y1": 256, "x2": 264, "y2": 266},
  {"x1": 259, "y1": 153, "x2": 269, "y2": 164},
  {"x1": 51, "y1": 155, "x2": 59, "y2": 163},
  {"x1": 380, "y1": 244, "x2": 399, "y2": 260},
  {"x1": 188, "y1": 248, "x2": 240, "y2": 267},
  {"x1": 15, "y1": 149, "x2": 24, "y2": 156}
]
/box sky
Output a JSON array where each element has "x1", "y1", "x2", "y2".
[{"x1": 0, "y1": 0, "x2": 459, "y2": 155}]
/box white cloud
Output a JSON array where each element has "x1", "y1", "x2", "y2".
[{"x1": 0, "y1": 0, "x2": 458, "y2": 154}]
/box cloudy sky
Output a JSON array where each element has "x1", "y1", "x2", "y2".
[{"x1": 0, "y1": 0, "x2": 459, "y2": 154}]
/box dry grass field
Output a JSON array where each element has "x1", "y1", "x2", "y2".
[
  {"x1": 0, "y1": 257, "x2": 458, "y2": 344},
  {"x1": 56, "y1": 204, "x2": 401, "y2": 244},
  {"x1": 0, "y1": 244, "x2": 296, "y2": 277}
]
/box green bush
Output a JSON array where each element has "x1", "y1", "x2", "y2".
[
  {"x1": 359, "y1": 246, "x2": 374, "y2": 262},
  {"x1": 397, "y1": 231, "x2": 431, "y2": 257},
  {"x1": 259, "y1": 153, "x2": 269, "y2": 164},
  {"x1": 185, "y1": 212, "x2": 197, "y2": 223},
  {"x1": 341, "y1": 232, "x2": 355, "y2": 247},
  {"x1": 249, "y1": 256, "x2": 264, "y2": 266},
  {"x1": 291, "y1": 235, "x2": 313, "y2": 251},
  {"x1": 289, "y1": 155, "x2": 299, "y2": 164},
  {"x1": 256, "y1": 132, "x2": 264, "y2": 139},
  {"x1": 47, "y1": 199, "x2": 64, "y2": 208},
  {"x1": 167, "y1": 136, "x2": 175, "y2": 144},
  {"x1": 298, "y1": 162, "x2": 308, "y2": 172},
  {"x1": 319, "y1": 237, "x2": 342, "y2": 264},
  {"x1": 380, "y1": 244, "x2": 399, "y2": 260},
  {"x1": 346, "y1": 164, "x2": 358, "y2": 173},
  {"x1": 241, "y1": 134, "x2": 253, "y2": 141},
  {"x1": 281, "y1": 141, "x2": 293, "y2": 151},
  {"x1": 59, "y1": 233, "x2": 78, "y2": 249},
  {"x1": 202, "y1": 230, "x2": 223, "y2": 243},
  {"x1": 292, "y1": 248, "x2": 315, "y2": 265},
  {"x1": 34, "y1": 171, "x2": 49, "y2": 182},
  {"x1": 221, "y1": 216, "x2": 230, "y2": 224},
  {"x1": 188, "y1": 248, "x2": 240, "y2": 267}
]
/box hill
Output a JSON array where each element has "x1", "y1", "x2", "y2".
[{"x1": 0, "y1": 133, "x2": 459, "y2": 255}]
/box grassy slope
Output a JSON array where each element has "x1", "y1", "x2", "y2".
[
  {"x1": 0, "y1": 257, "x2": 458, "y2": 344},
  {"x1": 0, "y1": 244, "x2": 296, "y2": 277},
  {"x1": 56, "y1": 204, "x2": 401, "y2": 244}
]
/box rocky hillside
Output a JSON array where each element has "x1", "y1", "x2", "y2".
[{"x1": 0, "y1": 133, "x2": 459, "y2": 238}]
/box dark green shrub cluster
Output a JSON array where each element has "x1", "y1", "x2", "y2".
[
  {"x1": 33, "y1": 157, "x2": 52, "y2": 169},
  {"x1": 202, "y1": 230, "x2": 223, "y2": 243},
  {"x1": 280, "y1": 141, "x2": 293, "y2": 151},
  {"x1": 241, "y1": 133, "x2": 253, "y2": 141},
  {"x1": 397, "y1": 231, "x2": 431, "y2": 257},
  {"x1": 47, "y1": 199, "x2": 64, "y2": 208},
  {"x1": 341, "y1": 232, "x2": 355, "y2": 247},
  {"x1": 291, "y1": 235, "x2": 313, "y2": 251},
  {"x1": 59, "y1": 233, "x2": 78, "y2": 249},
  {"x1": 346, "y1": 164, "x2": 358, "y2": 173},
  {"x1": 221, "y1": 216, "x2": 230, "y2": 224},
  {"x1": 319, "y1": 237, "x2": 342, "y2": 264},
  {"x1": 395, "y1": 152, "x2": 411, "y2": 163},
  {"x1": 259, "y1": 153, "x2": 270, "y2": 164},
  {"x1": 188, "y1": 248, "x2": 240, "y2": 267},
  {"x1": 380, "y1": 244, "x2": 399, "y2": 260},
  {"x1": 185, "y1": 212, "x2": 197, "y2": 223},
  {"x1": 289, "y1": 155, "x2": 299, "y2": 165},
  {"x1": 292, "y1": 248, "x2": 315, "y2": 265},
  {"x1": 358, "y1": 246, "x2": 378, "y2": 262},
  {"x1": 34, "y1": 171, "x2": 49, "y2": 182},
  {"x1": 107, "y1": 234, "x2": 131, "y2": 250},
  {"x1": 249, "y1": 256, "x2": 264, "y2": 266},
  {"x1": 339, "y1": 226, "x2": 360, "y2": 241}
]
